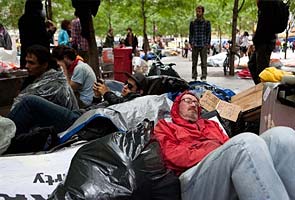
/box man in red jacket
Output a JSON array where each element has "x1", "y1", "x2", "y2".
[{"x1": 154, "y1": 91, "x2": 295, "y2": 200}]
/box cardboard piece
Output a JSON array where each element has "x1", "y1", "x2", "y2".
[
  {"x1": 259, "y1": 84, "x2": 295, "y2": 134},
  {"x1": 200, "y1": 91, "x2": 241, "y2": 122},
  {"x1": 231, "y1": 83, "x2": 263, "y2": 112}
]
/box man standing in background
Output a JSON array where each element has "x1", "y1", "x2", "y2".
[
  {"x1": 125, "y1": 27, "x2": 138, "y2": 54},
  {"x1": 189, "y1": 5, "x2": 211, "y2": 81}
]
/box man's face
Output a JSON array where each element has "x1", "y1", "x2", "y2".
[
  {"x1": 25, "y1": 53, "x2": 48, "y2": 77},
  {"x1": 196, "y1": 8, "x2": 203, "y2": 18},
  {"x1": 179, "y1": 94, "x2": 200, "y2": 122},
  {"x1": 121, "y1": 78, "x2": 138, "y2": 97}
]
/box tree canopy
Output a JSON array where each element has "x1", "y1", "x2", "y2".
[{"x1": 0, "y1": 0, "x2": 294, "y2": 39}]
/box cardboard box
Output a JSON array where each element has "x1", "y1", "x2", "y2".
[
  {"x1": 200, "y1": 91, "x2": 241, "y2": 122},
  {"x1": 259, "y1": 83, "x2": 295, "y2": 134},
  {"x1": 231, "y1": 83, "x2": 263, "y2": 112}
]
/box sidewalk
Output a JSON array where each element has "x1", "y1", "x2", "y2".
[
  {"x1": 159, "y1": 55, "x2": 254, "y2": 94},
  {"x1": 158, "y1": 49, "x2": 295, "y2": 94}
]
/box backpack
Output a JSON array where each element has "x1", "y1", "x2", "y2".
[
  {"x1": 273, "y1": 0, "x2": 290, "y2": 34},
  {"x1": 146, "y1": 75, "x2": 189, "y2": 95}
]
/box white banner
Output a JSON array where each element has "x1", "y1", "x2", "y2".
[{"x1": 0, "y1": 145, "x2": 82, "y2": 200}]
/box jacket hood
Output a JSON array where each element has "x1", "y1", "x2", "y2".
[{"x1": 171, "y1": 91, "x2": 202, "y2": 126}]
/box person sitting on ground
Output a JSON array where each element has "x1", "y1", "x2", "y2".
[
  {"x1": 12, "y1": 44, "x2": 78, "y2": 111},
  {"x1": 52, "y1": 46, "x2": 96, "y2": 107},
  {"x1": 153, "y1": 90, "x2": 295, "y2": 200},
  {"x1": 6, "y1": 72, "x2": 147, "y2": 153}
]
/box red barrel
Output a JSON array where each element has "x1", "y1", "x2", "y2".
[{"x1": 113, "y1": 47, "x2": 132, "y2": 82}]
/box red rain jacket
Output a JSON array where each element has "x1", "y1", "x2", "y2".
[{"x1": 154, "y1": 92, "x2": 229, "y2": 175}]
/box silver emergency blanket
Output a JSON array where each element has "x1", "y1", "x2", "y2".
[
  {"x1": 58, "y1": 94, "x2": 173, "y2": 143},
  {"x1": 11, "y1": 69, "x2": 79, "y2": 110}
]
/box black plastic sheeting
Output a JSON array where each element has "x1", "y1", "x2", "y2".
[{"x1": 49, "y1": 119, "x2": 181, "y2": 200}]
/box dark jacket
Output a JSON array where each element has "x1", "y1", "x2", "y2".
[
  {"x1": 104, "y1": 34, "x2": 114, "y2": 48},
  {"x1": 18, "y1": 12, "x2": 52, "y2": 68},
  {"x1": 84, "y1": 91, "x2": 141, "y2": 112},
  {"x1": 253, "y1": 0, "x2": 277, "y2": 45},
  {"x1": 125, "y1": 33, "x2": 138, "y2": 53}
]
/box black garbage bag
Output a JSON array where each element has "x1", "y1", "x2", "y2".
[
  {"x1": 49, "y1": 119, "x2": 181, "y2": 200},
  {"x1": 4, "y1": 126, "x2": 58, "y2": 154},
  {"x1": 77, "y1": 116, "x2": 119, "y2": 141},
  {"x1": 148, "y1": 61, "x2": 180, "y2": 78},
  {"x1": 146, "y1": 75, "x2": 189, "y2": 95}
]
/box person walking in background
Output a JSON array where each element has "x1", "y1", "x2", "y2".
[
  {"x1": 275, "y1": 37, "x2": 281, "y2": 52},
  {"x1": 247, "y1": 0, "x2": 277, "y2": 85},
  {"x1": 71, "y1": 11, "x2": 89, "y2": 61},
  {"x1": 18, "y1": 0, "x2": 56, "y2": 69},
  {"x1": 183, "y1": 39, "x2": 189, "y2": 58},
  {"x1": 240, "y1": 31, "x2": 249, "y2": 57},
  {"x1": 103, "y1": 28, "x2": 114, "y2": 48},
  {"x1": 125, "y1": 27, "x2": 138, "y2": 54},
  {"x1": 58, "y1": 19, "x2": 71, "y2": 47},
  {"x1": 189, "y1": 5, "x2": 211, "y2": 81},
  {"x1": 0, "y1": 23, "x2": 12, "y2": 50}
]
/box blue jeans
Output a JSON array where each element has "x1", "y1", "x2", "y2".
[
  {"x1": 180, "y1": 126, "x2": 295, "y2": 200},
  {"x1": 7, "y1": 95, "x2": 81, "y2": 136}
]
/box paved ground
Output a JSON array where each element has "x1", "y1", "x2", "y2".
[
  {"x1": 157, "y1": 49, "x2": 295, "y2": 94},
  {"x1": 158, "y1": 55, "x2": 255, "y2": 94}
]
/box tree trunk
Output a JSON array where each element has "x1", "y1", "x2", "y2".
[
  {"x1": 284, "y1": 22, "x2": 291, "y2": 59},
  {"x1": 85, "y1": 10, "x2": 101, "y2": 78},
  {"x1": 45, "y1": 0, "x2": 53, "y2": 20},
  {"x1": 218, "y1": 26, "x2": 222, "y2": 52},
  {"x1": 230, "y1": 0, "x2": 239, "y2": 76},
  {"x1": 141, "y1": 0, "x2": 149, "y2": 61},
  {"x1": 107, "y1": 0, "x2": 112, "y2": 29}
]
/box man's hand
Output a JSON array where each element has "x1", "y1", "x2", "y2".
[
  {"x1": 93, "y1": 81, "x2": 109, "y2": 96},
  {"x1": 59, "y1": 62, "x2": 69, "y2": 78}
]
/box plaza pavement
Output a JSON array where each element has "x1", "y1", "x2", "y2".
[
  {"x1": 158, "y1": 49, "x2": 295, "y2": 94},
  {"x1": 158, "y1": 55, "x2": 254, "y2": 94}
]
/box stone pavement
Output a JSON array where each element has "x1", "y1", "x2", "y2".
[{"x1": 158, "y1": 55, "x2": 255, "y2": 94}]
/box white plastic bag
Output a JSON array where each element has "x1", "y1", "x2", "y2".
[{"x1": 0, "y1": 116, "x2": 16, "y2": 155}]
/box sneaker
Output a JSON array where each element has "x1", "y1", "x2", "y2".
[{"x1": 192, "y1": 76, "x2": 197, "y2": 81}]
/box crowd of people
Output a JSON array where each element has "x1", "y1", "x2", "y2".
[{"x1": 0, "y1": 0, "x2": 294, "y2": 198}]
